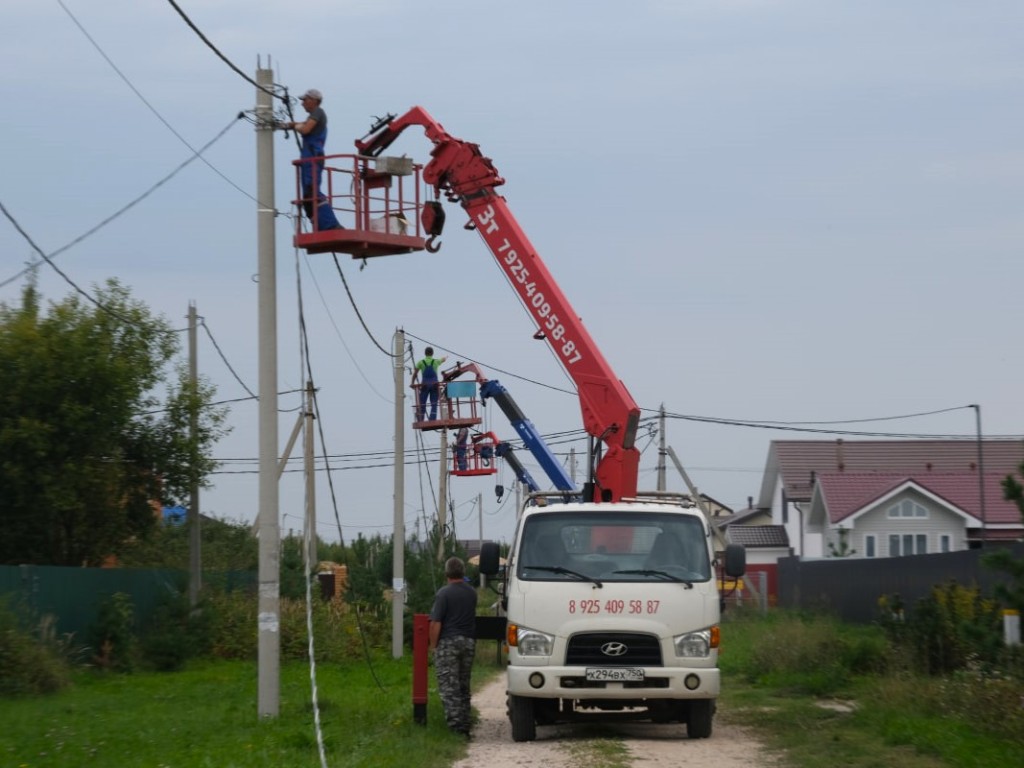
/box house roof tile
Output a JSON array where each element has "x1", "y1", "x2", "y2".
[
  {"x1": 765, "y1": 439, "x2": 1024, "y2": 503},
  {"x1": 726, "y1": 524, "x2": 790, "y2": 548},
  {"x1": 816, "y1": 471, "x2": 1020, "y2": 525}
]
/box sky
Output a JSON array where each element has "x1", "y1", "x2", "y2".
[{"x1": 2, "y1": 0, "x2": 1022, "y2": 548}]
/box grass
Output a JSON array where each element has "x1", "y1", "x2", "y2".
[
  {"x1": 717, "y1": 608, "x2": 1024, "y2": 768},
  {"x1": 0, "y1": 651, "x2": 502, "y2": 768}
]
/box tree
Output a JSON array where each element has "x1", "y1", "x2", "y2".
[
  {"x1": 983, "y1": 460, "x2": 1024, "y2": 613},
  {"x1": 0, "y1": 280, "x2": 228, "y2": 566}
]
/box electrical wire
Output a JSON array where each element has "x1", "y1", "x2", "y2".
[
  {"x1": 163, "y1": 0, "x2": 283, "y2": 102},
  {"x1": 199, "y1": 319, "x2": 256, "y2": 399},
  {"x1": 0, "y1": 199, "x2": 182, "y2": 334},
  {"x1": 0, "y1": 117, "x2": 243, "y2": 291},
  {"x1": 57, "y1": 0, "x2": 262, "y2": 204},
  {"x1": 302, "y1": 255, "x2": 391, "y2": 402},
  {"x1": 331, "y1": 254, "x2": 395, "y2": 357}
]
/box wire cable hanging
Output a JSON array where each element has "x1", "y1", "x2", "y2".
[{"x1": 0, "y1": 116, "x2": 243, "y2": 290}]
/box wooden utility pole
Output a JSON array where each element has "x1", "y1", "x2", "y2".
[{"x1": 303, "y1": 382, "x2": 317, "y2": 569}]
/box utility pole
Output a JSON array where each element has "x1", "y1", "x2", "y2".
[
  {"x1": 392, "y1": 330, "x2": 406, "y2": 659},
  {"x1": 569, "y1": 447, "x2": 576, "y2": 484},
  {"x1": 657, "y1": 403, "x2": 667, "y2": 492},
  {"x1": 437, "y1": 429, "x2": 449, "y2": 562},
  {"x1": 970, "y1": 404, "x2": 987, "y2": 544},
  {"x1": 303, "y1": 382, "x2": 317, "y2": 569},
  {"x1": 187, "y1": 302, "x2": 201, "y2": 608},
  {"x1": 477, "y1": 492, "x2": 485, "y2": 590},
  {"x1": 255, "y1": 64, "x2": 280, "y2": 719}
]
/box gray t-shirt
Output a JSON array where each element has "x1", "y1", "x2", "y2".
[{"x1": 429, "y1": 581, "x2": 477, "y2": 641}]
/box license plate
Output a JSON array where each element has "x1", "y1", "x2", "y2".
[{"x1": 585, "y1": 667, "x2": 644, "y2": 682}]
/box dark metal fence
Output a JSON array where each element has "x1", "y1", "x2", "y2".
[{"x1": 777, "y1": 543, "x2": 1024, "y2": 623}]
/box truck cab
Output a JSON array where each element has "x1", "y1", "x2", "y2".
[{"x1": 481, "y1": 493, "x2": 745, "y2": 741}]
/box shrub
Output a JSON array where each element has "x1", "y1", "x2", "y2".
[
  {"x1": 88, "y1": 592, "x2": 138, "y2": 672},
  {"x1": 140, "y1": 590, "x2": 213, "y2": 672},
  {"x1": 0, "y1": 599, "x2": 72, "y2": 695},
  {"x1": 888, "y1": 581, "x2": 1004, "y2": 675}
]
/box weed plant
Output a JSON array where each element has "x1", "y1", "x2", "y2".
[{"x1": 720, "y1": 607, "x2": 1024, "y2": 768}]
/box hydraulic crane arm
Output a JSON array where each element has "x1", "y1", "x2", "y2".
[{"x1": 360, "y1": 107, "x2": 640, "y2": 502}]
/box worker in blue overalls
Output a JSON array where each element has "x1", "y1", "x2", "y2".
[
  {"x1": 283, "y1": 88, "x2": 343, "y2": 231},
  {"x1": 411, "y1": 346, "x2": 448, "y2": 421}
]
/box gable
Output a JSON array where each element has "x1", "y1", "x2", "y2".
[{"x1": 762, "y1": 438, "x2": 1024, "y2": 508}]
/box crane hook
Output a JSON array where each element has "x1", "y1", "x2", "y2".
[{"x1": 425, "y1": 235, "x2": 442, "y2": 253}]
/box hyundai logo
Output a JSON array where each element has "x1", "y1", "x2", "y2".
[{"x1": 600, "y1": 641, "x2": 628, "y2": 657}]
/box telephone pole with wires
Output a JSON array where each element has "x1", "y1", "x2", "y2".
[
  {"x1": 255, "y1": 64, "x2": 281, "y2": 719},
  {"x1": 393, "y1": 330, "x2": 406, "y2": 658}
]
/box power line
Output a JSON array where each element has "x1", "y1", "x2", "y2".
[
  {"x1": 199, "y1": 319, "x2": 256, "y2": 398},
  {"x1": 331, "y1": 254, "x2": 395, "y2": 357},
  {"x1": 164, "y1": 0, "x2": 283, "y2": 102},
  {"x1": 0, "y1": 199, "x2": 182, "y2": 333},
  {"x1": 57, "y1": 0, "x2": 260, "y2": 204},
  {"x1": 0, "y1": 116, "x2": 242, "y2": 291}
]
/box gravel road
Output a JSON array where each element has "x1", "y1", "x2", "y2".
[{"x1": 451, "y1": 674, "x2": 780, "y2": 768}]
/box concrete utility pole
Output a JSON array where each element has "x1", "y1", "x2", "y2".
[
  {"x1": 304, "y1": 382, "x2": 317, "y2": 570},
  {"x1": 255, "y1": 64, "x2": 280, "y2": 719},
  {"x1": 437, "y1": 429, "x2": 449, "y2": 562},
  {"x1": 657, "y1": 404, "x2": 667, "y2": 492},
  {"x1": 970, "y1": 404, "x2": 987, "y2": 544},
  {"x1": 392, "y1": 330, "x2": 406, "y2": 659},
  {"x1": 188, "y1": 302, "x2": 201, "y2": 608}
]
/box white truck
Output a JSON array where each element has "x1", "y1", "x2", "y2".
[
  {"x1": 349, "y1": 108, "x2": 746, "y2": 740},
  {"x1": 479, "y1": 493, "x2": 745, "y2": 741}
]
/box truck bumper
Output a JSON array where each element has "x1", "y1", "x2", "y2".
[{"x1": 506, "y1": 665, "x2": 720, "y2": 700}]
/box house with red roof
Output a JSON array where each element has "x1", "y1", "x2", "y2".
[{"x1": 758, "y1": 439, "x2": 1024, "y2": 559}]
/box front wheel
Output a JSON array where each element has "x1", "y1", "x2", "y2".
[
  {"x1": 508, "y1": 694, "x2": 537, "y2": 742},
  {"x1": 686, "y1": 698, "x2": 714, "y2": 739}
]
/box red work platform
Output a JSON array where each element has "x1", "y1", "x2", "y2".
[
  {"x1": 411, "y1": 381, "x2": 482, "y2": 432},
  {"x1": 292, "y1": 153, "x2": 432, "y2": 259}
]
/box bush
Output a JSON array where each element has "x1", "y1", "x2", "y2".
[
  {"x1": 0, "y1": 599, "x2": 72, "y2": 696},
  {"x1": 140, "y1": 591, "x2": 213, "y2": 672},
  {"x1": 88, "y1": 592, "x2": 138, "y2": 672},
  {"x1": 203, "y1": 588, "x2": 389, "y2": 663},
  {"x1": 881, "y1": 581, "x2": 1003, "y2": 675}
]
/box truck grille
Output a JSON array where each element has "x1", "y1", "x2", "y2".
[{"x1": 564, "y1": 632, "x2": 663, "y2": 666}]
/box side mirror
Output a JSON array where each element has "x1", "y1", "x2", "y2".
[
  {"x1": 724, "y1": 544, "x2": 746, "y2": 578},
  {"x1": 479, "y1": 541, "x2": 502, "y2": 576}
]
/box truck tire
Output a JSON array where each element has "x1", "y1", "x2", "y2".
[
  {"x1": 686, "y1": 699, "x2": 714, "y2": 739},
  {"x1": 509, "y1": 695, "x2": 537, "y2": 742}
]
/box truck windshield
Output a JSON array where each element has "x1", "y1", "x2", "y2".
[{"x1": 516, "y1": 511, "x2": 711, "y2": 583}]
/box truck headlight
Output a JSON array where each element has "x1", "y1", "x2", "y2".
[
  {"x1": 515, "y1": 627, "x2": 555, "y2": 657},
  {"x1": 674, "y1": 629, "x2": 711, "y2": 658}
]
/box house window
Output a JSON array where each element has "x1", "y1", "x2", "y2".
[
  {"x1": 940, "y1": 534, "x2": 951, "y2": 553},
  {"x1": 887, "y1": 499, "x2": 928, "y2": 519},
  {"x1": 889, "y1": 533, "x2": 928, "y2": 557},
  {"x1": 864, "y1": 535, "x2": 876, "y2": 558}
]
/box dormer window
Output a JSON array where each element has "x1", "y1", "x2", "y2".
[{"x1": 887, "y1": 499, "x2": 928, "y2": 519}]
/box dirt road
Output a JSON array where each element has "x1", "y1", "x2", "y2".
[{"x1": 452, "y1": 675, "x2": 779, "y2": 768}]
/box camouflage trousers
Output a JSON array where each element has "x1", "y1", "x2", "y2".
[{"x1": 434, "y1": 635, "x2": 475, "y2": 733}]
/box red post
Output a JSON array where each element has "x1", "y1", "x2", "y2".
[{"x1": 413, "y1": 613, "x2": 429, "y2": 725}]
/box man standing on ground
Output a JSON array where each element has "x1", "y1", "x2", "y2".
[
  {"x1": 282, "y1": 88, "x2": 343, "y2": 230},
  {"x1": 429, "y1": 556, "x2": 477, "y2": 737}
]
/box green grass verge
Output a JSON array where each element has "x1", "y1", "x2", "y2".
[
  {"x1": 0, "y1": 652, "x2": 497, "y2": 768},
  {"x1": 718, "y1": 609, "x2": 1024, "y2": 768}
]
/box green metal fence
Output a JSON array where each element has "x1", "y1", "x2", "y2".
[{"x1": 0, "y1": 565, "x2": 255, "y2": 640}]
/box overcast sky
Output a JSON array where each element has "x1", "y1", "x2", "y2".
[{"x1": 2, "y1": 0, "x2": 1022, "y2": 547}]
